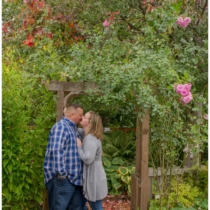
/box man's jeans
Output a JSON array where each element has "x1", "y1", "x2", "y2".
[
  {"x1": 87, "y1": 200, "x2": 103, "y2": 210},
  {"x1": 46, "y1": 177, "x2": 87, "y2": 210}
]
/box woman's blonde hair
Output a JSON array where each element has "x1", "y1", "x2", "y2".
[{"x1": 87, "y1": 111, "x2": 104, "y2": 140}]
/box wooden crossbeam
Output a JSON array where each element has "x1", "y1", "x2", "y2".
[
  {"x1": 47, "y1": 81, "x2": 97, "y2": 122},
  {"x1": 47, "y1": 81, "x2": 97, "y2": 92},
  {"x1": 47, "y1": 81, "x2": 86, "y2": 91}
]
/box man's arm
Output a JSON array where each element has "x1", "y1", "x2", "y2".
[{"x1": 50, "y1": 125, "x2": 68, "y2": 176}]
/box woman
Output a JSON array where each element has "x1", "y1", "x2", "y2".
[{"x1": 76, "y1": 111, "x2": 108, "y2": 210}]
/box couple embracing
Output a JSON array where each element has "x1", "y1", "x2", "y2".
[{"x1": 43, "y1": 104, "x2": 108, "y2": 210}]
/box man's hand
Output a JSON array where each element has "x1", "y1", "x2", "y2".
[{"x1": 76, "y1": 138, "x2": 82, "y2": 147}]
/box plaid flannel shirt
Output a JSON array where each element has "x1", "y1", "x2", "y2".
[{"x1": 43, "y1": 117, "x2": 83, "y2": 186}]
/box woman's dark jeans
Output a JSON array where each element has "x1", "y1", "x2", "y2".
[{"x1": 87, "y1": 200, "x2": 103, "y2": 210}]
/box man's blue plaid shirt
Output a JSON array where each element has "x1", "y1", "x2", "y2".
[{"x1": 43, "y1": 117, "x2": 83, "y2": 186}]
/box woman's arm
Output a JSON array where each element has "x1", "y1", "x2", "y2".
[{"x1": 77, "y1": 135, "x2": 97, "y2": 165}]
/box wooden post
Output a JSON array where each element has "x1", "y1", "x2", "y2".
[
  {"x1": 43, "y1": 189, "x2": 49, "y2": 210},
  {"x1": 131, "y1": 174, "x2": 140, "y2": 210},
  {"x1": 139, "y1": 109, "x2": 150, "y2": 210},
  {"x1": 131, "y1": 109, "x2": 150, "y2": 210},
  {"x1": 56, "y1": 91, "x2": 64, "y2": 122}
]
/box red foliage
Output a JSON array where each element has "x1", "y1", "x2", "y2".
[
  {"x1": 69, "y1": 22, "x2": 75, "y2": 28},
  {"x1": 109, "y1": 11, "x2": 120, "y2": 22},
  {"x1": 2, "y1": 22, "x2": 10, "y2": 34},
  {"x1": 102, "y1": 199, "x2": 131, "y2": 210},
  {"x1": 4, "y1": 0, "x2": 84, "y2": 46},
  {"x1": 24, "y1": 0, "x2": 46, "y2": 12},
  {"x1": 109, "y1": 15, "x2": 114, "y2": 21},
  {"x1": 46, "y1": 32, "x2": 53, "y2": 39},
  {"x1": 23, "y1": 35, "x2": 35, "y2": 47}
]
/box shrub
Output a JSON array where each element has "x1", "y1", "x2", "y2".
[
  {"x1": 183, "y1": 162, "x2": 208, "y2": 197},
  {"x1": 2, "y1": 49, "x2": 56, "y2": 209},
  {"x1": 149, "y1": 177, "x2": 202, "y2": 210}
]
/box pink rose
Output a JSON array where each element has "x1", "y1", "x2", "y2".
[
  {"x1": 176, "y1": 84, "x2": 183, "y2": 91},
  {"x1": 183, "y1": 83, "x2": 191, "y2": 92},
  {"x1": 176, "y1": 17, "x2": 185, "y2": 27},
  {"x1": 180, "y1": 21, "x2": 188, "y2": 28},
  {"x1": 176, "y1": 89, "x2": 181, "y2": 94},
  {"x1": 180, "y1": 89, "x2": 189, "y2": 97},
  {"x1": 204, "y1": 114, "x2": 208, "y2": 120},
  {"x1": 182, "y1": 92, "x2": 193, "y2": 104},
  {"x1": 176, "y1": 17, "x2": 183, "y2": 23},
  {"x1": 176, "y1": 16, "x2": 191, "y2": 28},
  {"x1": 184, "y1": 17, "x2": 191, "y2": 24},
  {"x1": 103, "y1": 20, "x2": 109, "y2": 27},
  {"x1": 175, "y1": 83, "x2": 193, "y2": 104},
  {"x1": 176, "y1": 84, "x2": 183, "y2": 94}
]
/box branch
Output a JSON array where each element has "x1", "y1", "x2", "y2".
[
  {"x1": 120, "y1": 15, "x2": 145, "y2": 35},
  {"x1": 196, "y1": 0, "x2": 208, "y2": 25}
]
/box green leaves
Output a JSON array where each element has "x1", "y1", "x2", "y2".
[
  {"x1": 121, "y1": 176, "x2": 131, "y2": 185},
  {"x1": 119, "y1": 167, "x2": 128, "y2": 176},
  {"x1": 102, "y1": 156, "x2": 111, "y2": 168},
  {"x1": 172, "y1": 2, "x2": 183, "y2": 13},
  {"x1": 112, "y1": 158, "x2": 124, "y2": 166},
  {"x1": 102, "y1": 130, "x2": 136, "y2": 164},
  {"x1": 102, "y1": 139, "x2": 135, "y2": 196},
  {"x1": 2, "y1": 49, "x2": 55, "y2": 209},
  {"x1": 113, "y1": 182, "x2": 122, "y2": 190}
]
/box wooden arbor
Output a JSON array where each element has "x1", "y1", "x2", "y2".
[
  {"x1": 47, "y1": 81, "x2": 150, "y2": 210},
  {"x1": 47, "y1": 81, "x2": 97, "y2": 122}
]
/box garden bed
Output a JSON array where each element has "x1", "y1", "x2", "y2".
[{"x1": 86, "y1": 195, "x2": 131, "y2": 210}]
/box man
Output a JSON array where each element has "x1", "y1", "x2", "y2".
[{"x1": 43, "y1": 103, "x2": 87, "y2": 210}]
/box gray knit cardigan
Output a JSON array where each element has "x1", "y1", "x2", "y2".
[{"x1": 77, "y1": 134, "x2": 108, "y2": 202}]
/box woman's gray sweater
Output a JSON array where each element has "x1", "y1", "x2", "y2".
[{"x1": 77, "y1": 134, "x2": 108, "y2": 202}]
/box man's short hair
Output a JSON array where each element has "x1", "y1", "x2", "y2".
[
  {"x1": 68, "y1": 103, "x2": 83, "y2": 110},
  {"x1": 64, "y1": 103, "x2": 83, "y2": 115}
]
